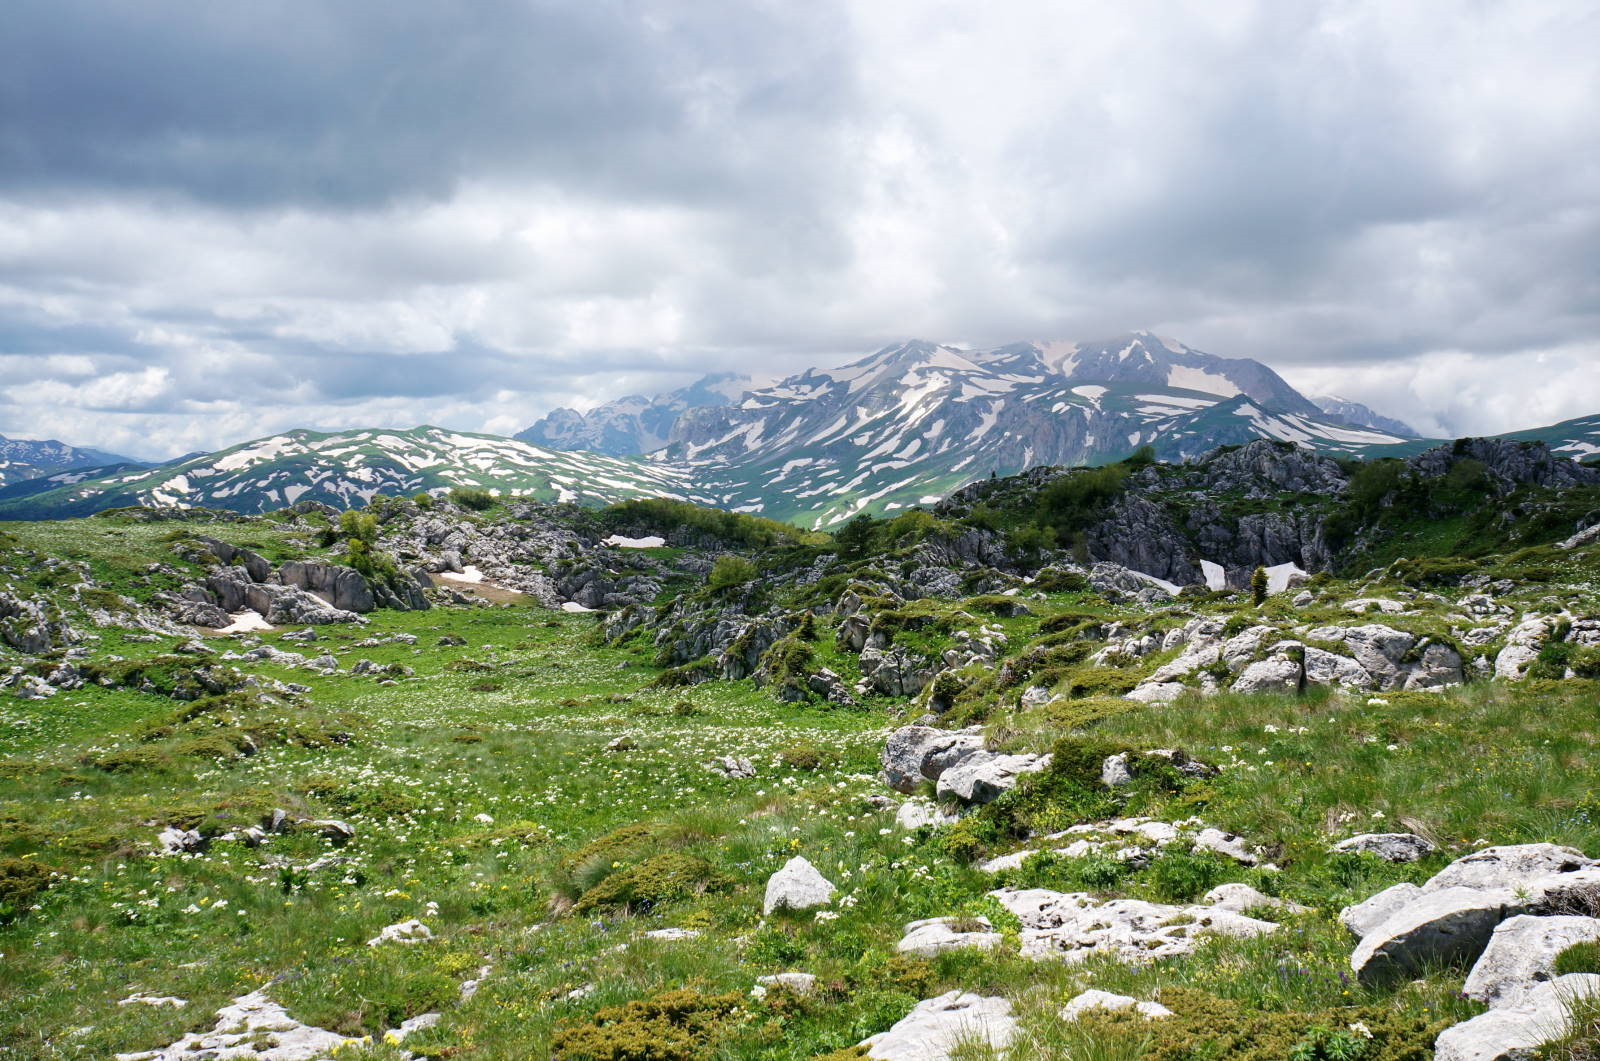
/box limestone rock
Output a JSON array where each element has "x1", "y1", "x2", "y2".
[
  {"x1": 896, "y1": 916, "x2": 1003, "y2": 957},
  {"x1": 367, "y1": 919, "x2": 432, "y2": 946},
  {"x1": 895, "y1": 799, "x2": 959, "y2": 830},
  {"x1": 751, "y1": 972, "x2": 817, "y2": 999},
  {"x1": 1340, "y1": 882, "x2": 1425, "y2": 938},
  {"x1": 935, "y1": 751, "x2": 1051, "y2": 806},
  {"x1": 113, "y1": 990, "x2": 360, "y2": 1061},
  {"x1": 1426, "y1": 844, "x2": 1594, "y2": 892},
  {"x1": 1464, "y1": 914, "x2": 1600, "y2": 1007},
  {"x1": 860, "y1": 991, "x2": 1018, "y2": 1061},
  {"x1": 763, "y1": 856, "x2": 836, "y2": 915},
  {"x1": 1060, "y1": 989, "x2": 1174, "y2": 1022},
  {"x1": 1434, "y1": 974, "x2": 1600, "y2": 1061},
  {"x1": 1331, "y1": 832, "x2": 1437, "y2": 863},
  {"x1": 990, "y1": 887, "x2": 1278, "y2": 964},
  {"x1": 1350, "y1": 886, "x2": 1522, "y2": 985},
  {"x1": 882, "y1": 725, "x2": 985, "y2": 793}
]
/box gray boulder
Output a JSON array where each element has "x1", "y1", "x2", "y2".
[
  {"x1": 1351, "y1": 886, "x2": 1524, "y2": 985},
  {"x1": 1331, "y1": 833, "x2": 1437, "y2": 863},
  {"x1": 1464, "y1": 915, "x2": 1600, "y2": 1007},
  {"x1": 1341, "y1": 882, "x2": 1424, "y2": 938},
  {"x1": 882, "y1": 726, "x2": 985, "y2": 794},
  {"x1": 935, "y1": 751, "x2": 1051, "y2": 806},
  {"x1": 278, "y1": 560, "x2": 377, "y2": 613},
  {"x1": 860, "y1": 991, "x2": 1017, "y2": 1061},
  {"x1": 895, "y1": 916, "x2": 1003, "y2": 957},
  {"x1": 1426, "y1": 844, "x2": 1594, "y2": 892},
  {"x1": 1434, "y1": 974, "x2": 1600, "y2": 1061}
]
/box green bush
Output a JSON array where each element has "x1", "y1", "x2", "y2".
[
  {"x1": 708, "y1": 555, "x2": 758, "y2": 592},
  {"x1": 0, "y1": 858, "x2": 55, "y2": 923},
  {"x1": 573, "y1": 852, "x2": 732, "y2": 913},
  {"x1": 1066, "y1": 987, "x2": 1443, "y2": 1061},
  {"x1": 1554, "y1": 939, "x2": 1600, "y2": 976},
  {"x1": 550, "y1": 989, "x2": 742, "y2": 1061},
  {"x1": 1147, "y1": 848, "x2": 1230, "y2": 902},
  {"x1": 450, "y1": 487, "x2": 496, "y2": 511}
]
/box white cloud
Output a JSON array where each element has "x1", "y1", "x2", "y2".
[{"x1": 0, "y1": 0, "x2": 1596, "y2": 456}]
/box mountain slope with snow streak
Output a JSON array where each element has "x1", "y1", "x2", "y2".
[
  {"x1": 0, "y1": 427, "x2": 713, "y2": 519},
  {"x1": 661, "y1": 338, "x2": 1409, "y2": 526}
]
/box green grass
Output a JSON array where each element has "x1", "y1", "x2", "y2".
[{"x1": 3, "y1": 514, "x2": 1600, "y2": 1059}]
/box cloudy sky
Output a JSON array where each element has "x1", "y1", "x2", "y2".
[{"x1": 2, "y1": 1, "x2": 1597, "y2": 459}]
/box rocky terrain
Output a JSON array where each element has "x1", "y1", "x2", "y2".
[{"x1": 2, "y1": 437, "x2": 1600, "y2": 1059}]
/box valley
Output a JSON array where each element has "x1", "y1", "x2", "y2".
[{"x1": 2, "y1": 439, "x2": 1599, "y2": 1059}]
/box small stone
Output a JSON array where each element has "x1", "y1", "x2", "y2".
[
  {"x1": 1331, "y1": 832, "x2": 1437, "y2": 863},
  {"x1": 367, "y1": 919, "x2": 433, "y2": 947},
  {"x1": 1060, "y1": 989, "x2": 1173, "y2": 1022}
]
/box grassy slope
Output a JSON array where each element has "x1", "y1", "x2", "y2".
[{"x1": 2, "y1": 518, "x2": 1599, "y2": 1058}]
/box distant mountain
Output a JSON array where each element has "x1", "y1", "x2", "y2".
[
  {"x1": 516, "y1": 372, "x2": 772, "y2": 456},
  {"x1": 662, "y1": 334, "x2": 1409, "y2": 525},
  {"x1": 16, "y1": 333, "x2": 1596, "y2": 528},
  {"x1": 0, "y1": 434, "x2": 141, "y2": 487},
  {"x1": 0, "y1": 426, "x2": 712, "y2": 520},
  {"x1": 1311, "y1": 395, "x2": 1419, "y2": 438}
]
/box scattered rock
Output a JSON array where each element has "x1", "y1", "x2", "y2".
[
  {"x1": 859, "y1": 991, "x2": 1018, "y2": 1061},
  {"x1": 882, "y1": 725, "x2": 985, "y2": 794},
  {"x1": 113, "y1": 991, "x2": 359, "y2": 1061},
  {"x1": 1341, "y1": 882, "x2": 1425, "y2": 938},
  {"x1": 1434, "y1": 974, "x2": 1600, "y2": 1061},
  {"x1": 1351, "y1": 886, "x2": 1524, "y2": 985},
  {"x1": 1202, "y1": 883, "x2": 1308, "y2": 915},
  {"x1": 895, "y1": 916, "x2": 1003, "y2": 957},
  {"x1": 367, "y1": 919, "x2": 433, "y2": 947},
  {"x1": 1426, "y1": 843, "x2": 1594, "y2": 892},
  {"x1": 935, "y1": 751, "x2": 1052, "y2": 806},
  {"x1": 1463, "y1": 914, "x2": 1600, "y2": 1007},
  {"x1": 708, "y1": 755, "x2": 755, "y2": 779},
  {"x1": 989, "y1": 887, "x2": 1279, "y2": 963},
  {"x1": 751, "y1": 972, "x2": 817, "y2": 999},
  {"x1": 1060, "y1": 989, "x2": 1173, "y2": 1022},
  {"x1": 118, "y1": 995, "x2": 187, "y2": 1009},
  {"x1": 1331, "y1": 832, "x2": 1437, "y2": 863},
  {"x1": 763, "y1": 856, "x2": 837, "y2": 915},
  {"x1": 895, "y1": 799, "x2": 959, "y2": 830}
]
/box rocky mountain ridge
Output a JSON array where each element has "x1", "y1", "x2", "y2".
[{"x1": 0, "y1": 433, "x2": 139, "y2": 488}]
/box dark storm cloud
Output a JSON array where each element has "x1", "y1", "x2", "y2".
[
  {"x1": 0, "y1": 0, "x2": 854, "y2": 211},
  {"x1": 0, "y1": 1, "x2": 1597, "y2": 456}
]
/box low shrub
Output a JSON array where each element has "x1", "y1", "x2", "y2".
[
  {"x1": 573, "y1": 852, "x2": 732, "y2": 913},
  {"x1": 550, "y1": 989, "x2": 743, "y2": 1061}
]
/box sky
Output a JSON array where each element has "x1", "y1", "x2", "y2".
[{"x1": 1, "y1": 1, "x2": 1597, "y2": 460}]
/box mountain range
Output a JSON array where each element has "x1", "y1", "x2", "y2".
[
  {"x1": 0, "y1": 434, "x2": 139, "y2": 488},
  {"x1": 3, "y1": 332, "x2": 1595, "y2": 526}
]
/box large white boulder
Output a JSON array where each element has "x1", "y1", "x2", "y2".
[
  {"x1": 763, "y1": 856, "x2": 837, "y2": 915},
  {"x1": 1340, "y1": 882, "x2": 1424, "y2": 938},
  {"x1": 881, "y1": 725, "x2": 986, "y2": 793},
  {"x1": 1425, "y1": 844, "x2": 1594, "y2": 892},
  {"x1": 935, "y1": 751, "x2": 1052, "y2": 806},
  {"x1": 896, "y1": 916, "x2": 1003, "y2": 958},
  {"x1": 1435, "y1": 974, "x2": 1600, "y2": 1061},
  {"x1": 1464, "y1": 915, "x2": 1600, "y2": 1007},
  {"x1": 860, "y1": 991, "x2": 1018, "y2": 1061},
  {"x1": 1351, "y1": 887, "x2": 1523, "y2": 985}
]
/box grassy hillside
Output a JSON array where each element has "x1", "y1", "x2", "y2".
[{"x1": 2, "y1": 478, "x2": 1599, "y2": 1059}]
